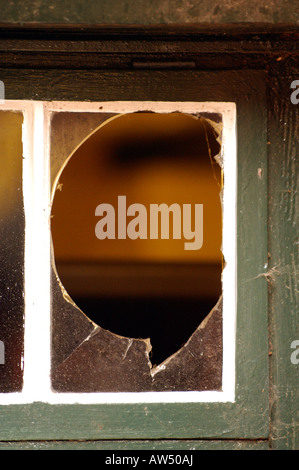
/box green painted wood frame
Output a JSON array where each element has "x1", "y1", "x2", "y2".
[{"x1": 0, "y1": 68, "x2": 268, "y2": 440}]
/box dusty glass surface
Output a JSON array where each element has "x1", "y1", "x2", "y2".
[
  {"x1": 50, "y1": 111, "x2": 223, "y2": 392},
  {"x1": 0, "y1": 111, "x2": 24, "y2": 392}
]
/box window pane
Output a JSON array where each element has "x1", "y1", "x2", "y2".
[
  {"x1": 0, "y1": 111, "x2": 24, "y2": 392},
  {"x1": 50, "y1": 112, "x2": 114, "y2": 371},
  {"x1": 50, "y1": 111, "x2": 223, "y2": 392}
]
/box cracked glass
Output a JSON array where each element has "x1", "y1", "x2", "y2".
[
  {"x1": 0, "y1": 111, "x2": 24, "y2": 392},
  {"x1": 50, "y1": 111, "x2": 223, "y2": 392}
]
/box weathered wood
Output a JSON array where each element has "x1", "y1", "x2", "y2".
[
  {"x1": 0, "y1": 0, "x2": 297, "y2": 25},
  {"x1": 0, "y1": 439, "x2": 269, "y2": 450},
  {"x1": 0, "y1": 23, "x2": 299, "y2": 36},
  {"x1": 0, "y1": 2, "x2": 297, "y2": 448},
  {"x1": 268, "y1": 72, "x2": 299, "y2": 450},
  {"x1": 0, "y1": 25, "x2": 297, "y2": 72}
]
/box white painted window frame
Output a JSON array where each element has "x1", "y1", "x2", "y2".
[{"x1": 0, "y1": 100, "x2": 237, "y2": 405}]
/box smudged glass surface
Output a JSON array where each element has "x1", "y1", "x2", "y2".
[
  {"x1": 0, "y1": 111, "x2": 24, "y2": 392},
  {"x1": 50, "y1": 112, "x2": 116, "y2": 372}
]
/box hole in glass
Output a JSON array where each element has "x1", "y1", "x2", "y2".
[{"x1": 51, "y1": 112, "x2": 222, "y2": 370}]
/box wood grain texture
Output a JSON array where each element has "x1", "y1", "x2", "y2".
[
  {"x1": 0, "y1": 27, "x2": 298, "y2": 72},
  {"x1": 268, "y1": 71, "x2": 299, "y2": 450},
  {"x1": 0, "y1": 439, "x2": 269, "y2": 450},
  {"x1": 0, "y1": 0, "x2": 297, "y2": 25}
]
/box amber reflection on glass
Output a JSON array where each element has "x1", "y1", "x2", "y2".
[
  {"x1": 0, "y1": 111, "x2": 24, "y2": 392},
  {"x1": 51, "y1": 112, "x2": 222, "y2": 372}
]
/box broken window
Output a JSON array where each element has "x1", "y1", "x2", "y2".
[
  {"x1": 50, "y1": 110, "x2": 224, "y2": 392},
  {"x1": 0, "y1": 111, "x2": 24, "y2": 392}
]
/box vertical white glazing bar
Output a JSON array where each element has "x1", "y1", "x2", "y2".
[
  {"x1": 221, "y1": 105, "x2": 237, "y2": 401},
  {"x1": 23, "y1": 102, "x2": 51, "y2": 400}
]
